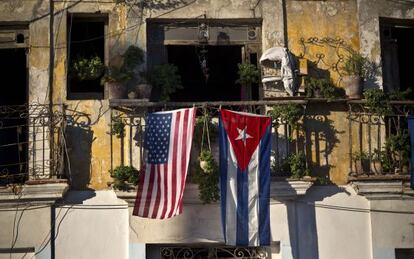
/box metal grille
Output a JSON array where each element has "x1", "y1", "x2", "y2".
[
  {"x1": 160, "y1": 246, "x2": 269, "y2": 259},
  {"x1": 0, "y1": 104, "x2": 66, "y2": 185}
]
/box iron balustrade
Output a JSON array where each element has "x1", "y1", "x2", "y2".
[
  {"x1": 0, "y1": 104, "x2": 66, "y2": 185},
  {"x1": 348, "y1": 100, "x2": 414, "y2": 179}
]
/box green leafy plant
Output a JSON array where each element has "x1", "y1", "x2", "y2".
[
  {"x1": 101, "y1": 45, "x2": 144, "y2": 85},
  {"x1": 111, "y1": 165, "x2": 139, "y2": 190},
  {"x1": 385, "y1": 131, "x2": 411, "y2": 168},
  {"x1": 122, "y1": 45, "x2": 144, "y2": 71},
  {"x1": 269, "y1": 104, "x2": 303, "y2": 130},
  {"x1": 363, "y1": 88, "x2": 391, "y2": 116},
  {"x1": 373, "y1": 149, "x2": 394, "y2": 173},
  {"x1": 193, "y1": 114, "x2": 218, "y2": 148},
  {"x1": 389, "y1": 88, "x2": 412, "y2": 100},
  {"x1": 342, "y1": 51, "x2": 368, "y2": 77},
  {"x1": 193, "y1": 150, "x2": 220, "y2": 204},
  {"x1": 304, "y1": 76, "x2": 339, "y2": 100},
  {"x1": 71, "y1": 56, "x2": 104, "y2": 81},
  {"x1": 101, "y1": 66, "x2": 132, "y2": 84},
  {"x1": 111, "y1": 118, "x2": 125, "y2": 138},
  {"x1": 148, "y1": 64, "x2": 183, "y2": 101},
  {"x1": 351, "y1": 151, "x2": 371, "y2": 173},
  {"x1": 351, "y1": 151, "x2": 370, "y2": 162},
  {"x1": 236, "y1": 63, "x2": 260, "y2": 84},
  {"x1": 287, "y1": 151, "x2": 309, "y2": 179}
]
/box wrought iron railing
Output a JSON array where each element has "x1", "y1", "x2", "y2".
[
  {"x1": 109, "y1": 100, "x2": 314, "y2": 180},
  {"x1": 0, "y1": 104, "x2": 66, "y2": 185},
  {"x1": 159, "y1": 245, "x2": 269, "y2": 259},
  {"x1": 348, "y1": 100, "x2": 414, "y2": 178}
]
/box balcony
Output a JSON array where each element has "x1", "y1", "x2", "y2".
[
  {"x1": 108, "y1": 98, "x2": 414, "y2": 200},
  {"x1": 0, "y1": 104, "x2": 68, "y2": 205}
]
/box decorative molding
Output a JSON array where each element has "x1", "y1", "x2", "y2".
[
  {"x1": 0, "y1": 183, "x2": 69, "y2": 207},
  {"x1": 351, "y1": 180, "x2": 414, "y2": 200},
  {"x1": 115, "y1": 180, "x2": 314, "y2": 205}
]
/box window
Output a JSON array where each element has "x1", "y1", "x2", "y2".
[{"x1": 67, "y1": 14, "x2": 107, "y2": 100}]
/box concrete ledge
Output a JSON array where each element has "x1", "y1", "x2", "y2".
[
  {"x1": 0, "y1": 182, "x2": 69, "y2": 207},
  {"x1": 115, "y1": 180, "x2": 314, "y2": 205},
  {"x1": 351, "y1": 180, "x2": 414, "y2": 200}
]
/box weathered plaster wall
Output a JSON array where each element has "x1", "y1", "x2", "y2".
[
  {"x1": 128, "y1": 186, "x2": 373, "y2": 259},
  {"x1": 0, "y1": 206, "x2": 53, "y2": 259},
  {"x1": 286, "y1": 0, "x2": 360, "y2": 83},
  {"x1": 357, "y1": 0, "x2": 414, "y2": 88}
]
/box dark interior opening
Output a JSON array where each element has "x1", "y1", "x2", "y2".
[
  {"x1": 0, "y1": 48, "x2": 28, "y2": 184},
  {"x1": 380, "y1": 19, "x2": 414, "y2": 99},
  {"x1": 67, "y1": 15, "x2": 105, "y2": 100},
  {"x1": 167, "y1": 45, "x2": 257, "y2": 102}
]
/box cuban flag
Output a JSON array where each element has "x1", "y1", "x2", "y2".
[{"x1": 219, "y1": 109, "x2": 271, "y2": 246}]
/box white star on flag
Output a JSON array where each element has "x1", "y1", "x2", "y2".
[{"x1": 235, "y1": 127, "x2": 253, "y2": 145}]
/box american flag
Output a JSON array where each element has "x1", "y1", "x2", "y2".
[{"x1": 133, "y1": 107, "x2": 196, "y2": 219}]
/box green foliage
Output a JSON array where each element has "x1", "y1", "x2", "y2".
[
  {"x1": 193, "y1": 150, "x2": 220, "y2": 204},
  {"x1": 193, "y1": 114, "x2": 218, "y2": 148},
  {"x1": 111, "y1": 165, "x2": 139, "y2": 190},
  {"x1": 122, "y1": 45, "x2": 144, "y2": 71},
  {"x1": 101, "y1": 45, "x2": 144, "y2": 84},
  {"x1": 148, "y1": 64, "x2": 183, "y2": 101},
  {"x1": 351, "y1": 151, "x2": 370, "y2": 162},
  {"x1": 111, "y1": 118, "x2": 125, "y2": 138},
  {"x1": 363, "y1": 88, "x2": 391, "y2": 116},
  {"x1": 71, "y1": 56, "x2": 104, "y2": 81},
  {"x1": 342, "y1": 51, "x2": 368, "y2": 77},
  {"x1": 389, "y1": 88, "x2": 412, "y2": 100},
  {"x1": 288, "y1": 151, "x2": 309, "y2": 179},
  {"x1": 304, "y1": 76, "x2": 339, "y2": 100},
  {"x1": 385, "y1": 131, "x2": 411, "y2": 165},
  {"x1": 269, "y1": 104, "x2": 303, "y2": 130},
  {"x1": 101, "y1": 66, "x2": 132, "y2": 85},
  {"x1": 373, "y1": 149, "x2": 394, "y2": 173},
  {"x1": 237, "y1": 63, "x2": 260, "y2": 84}
]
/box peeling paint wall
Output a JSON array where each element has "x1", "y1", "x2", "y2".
[{"x1": 357, "y1": 0, "x2": 414, "y2": 88}]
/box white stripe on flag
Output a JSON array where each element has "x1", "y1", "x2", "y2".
[
  {"x1": 162, "y1": 112, "x2": 178, "y2": 218},
  {"x1": 147, "y1": 165, "x2": 159, "y2": 217},
  {"x1": 226, "y1": 136, "x2": 239, "y2": 245},
  {"x1": 173, "y1": 110, "x2": 184, "y2": 216},
  {"x1": 138, "y1": 165, "x2": 152, "y2": 216},
  {"x1": 248, "y1": 145, "x2": 260, "y2": 246}
]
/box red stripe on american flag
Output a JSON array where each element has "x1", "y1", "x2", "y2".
[
  {"x1": 151, "y1": 166, "x2": 161, "y2": 218},
  {"x1": 143, "y1": 164, "x2": 156, "y2": 217},
  {"x1": 174, "y1": 109, "x2": 189, "y2": 216},
  {"x1": 167, "y1": 111, "x2": 180, "y2": 218}
]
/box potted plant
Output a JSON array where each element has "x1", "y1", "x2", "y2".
[
  {"x1": 363, "y1": 88, "x2": 391, "y2": 116},
  {"x1": 304, "y1": 76, "x2": 338, "y2": 100},
  {"x1": 342, "y1": 51, "x2": 367, "y2": 99},
  {"x1": 287, "y1": 151, "x2": 309, "y2": 179},
  {"x1": 71, "y1": 55, "x2": 105, "y2": 81},
  {"x1": 237, "y1": 63, "x2": 260, "y2": 101},
  {"x1": 111, "y1": 165, "x2": 139, "y2": 191},
  {"x1": 101, "y1": 45, "x2": 147, "y2": 99},
  {"x1": 193, "y1": 149, "x2": 220, "y2": 203},
  {"x1": 101, "y1": 66, "x2": 132, "y2": 99},
  {"x1": 148, "y1": 64, "x2": 183, "y2": 102},
  {"x1": 111, "y1": 117, "x2": 125, "y2": 138},
  {"x1": 269, "y1": 103, "x2": 303, "y2": 130},
  {"x1": 351, "y1": 151, "x2": 370, "y2": 174}
]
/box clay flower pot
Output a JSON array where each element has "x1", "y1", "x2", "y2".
[
  {"x1": 343, "y1": 75, "x2": 363, "y2": 99},
  {"x1": 109, "y1": 82, "x2": 127, "y2": 99}
]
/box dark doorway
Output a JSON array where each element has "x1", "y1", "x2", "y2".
[
  {"x1": 67, "y1": 14, "x2": 106, "y2": 100},
  {"x1": 167, "y1": 45, "x2": 258, "y2": 102},
  {"x1": 0, "y1": 48, "x2": 28, "y2": 184},
  {"x1": 380, "y1": 18, "x2": 414, "y2": 98}
]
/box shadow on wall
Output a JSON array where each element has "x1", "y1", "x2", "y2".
[
  {"x1": 277, "y1": 182, "x2": 348, "y2": 259},
  {"x1": 65, "y1": 125, "x2": 93, "y2": 190},
  {"x1": 304, "y1": 103, "x2": 344, "y2": 182}
]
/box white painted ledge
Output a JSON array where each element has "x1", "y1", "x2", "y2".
[
  {"x1": 115, "y1": 179, "x2": 314, "y2": 205},
  {"x1": 351, "y1": 180, "x2": 414, "y2": 200},
  {"x1": 0, "y1": 182, "x2": 69, "y2": 207}
]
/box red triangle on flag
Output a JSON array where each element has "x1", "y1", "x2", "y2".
[{"x1": 220, "y1": 109, "x2": 271, "y2": 172}]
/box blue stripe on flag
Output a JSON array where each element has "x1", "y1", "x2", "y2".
[
  {"x1": 219, "y1": 118, "x2": 228, "y2": 243},
  {"x1": 236, "y1": 167, "x2": 249, "y2": 246},
  {"x1": 258, "y1": 124, "x2": 271, "y2": 245}
]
